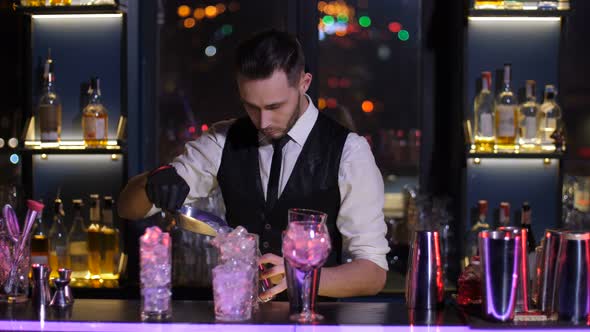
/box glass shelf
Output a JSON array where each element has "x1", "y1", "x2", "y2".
[
  {"x1": 21, "y1": 139, "x2": 125, "y2": 154},
  {"x1": 16, "y1": 4, "x2": 120, "y2": 15},
  {"x1": 468, "y1": 8, "x2": 570, "y2": 18}
]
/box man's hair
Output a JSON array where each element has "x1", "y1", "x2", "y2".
[{"x1": 235, "y1": 29, "x2": 305, "y2": 86}]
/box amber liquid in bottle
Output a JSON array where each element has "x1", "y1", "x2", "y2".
[
  {"x1": 87, "y1": 194, "x2": 102, "y2": 278},
  {"x1": 82, "y1": 77, "x2": 109, "y2": 148},
  {"x1": 50, "y1": 0, "x2": 72, "y2": 5},
  {"x1": 31, "y1": 235, "x2": 50, "y2": 264},
  {"x1": 474, "y1": 0, "x2": 504, "y2": 9}
]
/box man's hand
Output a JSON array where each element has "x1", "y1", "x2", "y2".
[
  {"x1": 145, "y1": 165, "x2": 190, "y2": 211},
  {"x1": 258, "y1": 253, "x2": 287, "y2": 301}
]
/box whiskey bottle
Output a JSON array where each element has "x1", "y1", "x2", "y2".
[
  {"x1": 474, "y1": 71, "x2": 495, "y2": 152},
  {"x1": 499, "y1": 201, "x2": 511, "y2": 226},
  {"x1": 494, "y1": 64, "x2": 518, "y2": 151},
  {"x1": 31, "y1": 206, "x2": 49, "y2": 265},
  {"x1": 82, "y1": 77, "x2": 108, "y2": 148},
  {"x1": 68, "y1": 199, "x2": 90, "y2": 286},
  {"x1": 504, "y1": 0, "x2": 524, "y2": 9},
  {"x1": 100, "y1": 196, "x2": 120, "y2": 280},
  {"x1": 538, "y1": 85, "x2": 562, "y2": 151},
  {"x1": 49, "y1": 197, "x2": 70, "y2": 279},
  {"x1": 87, "y1": 194, "x2": 102, "y2": 278},
  {"x1": 38, "y1": 50, "x2": 62, "y2": 144},
  {"x1": 518, "y1": 80, "x2": 540, "y2": 150}
]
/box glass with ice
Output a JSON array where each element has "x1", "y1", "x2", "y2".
[
  {"x1": 209, "y1": 226, "x2": 258, "y2": 321},
  {"x1": 282, "y1": 209, "x2": 331, "y2": 323},
  {"x1": 140, "y1": 226, "x2": 172, "y2": 320}
]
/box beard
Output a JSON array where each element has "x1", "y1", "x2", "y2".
[{"x1": 261, "y1": 93, "x2": 302, "y2": 140}]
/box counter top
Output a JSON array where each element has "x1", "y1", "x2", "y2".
[{"x1": 0, "y1": 299, "x2": 586, "y2": 331}]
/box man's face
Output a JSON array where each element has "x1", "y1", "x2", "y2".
[{"x1": 237, "y1": 70, "x2": 311, "y2": 140}]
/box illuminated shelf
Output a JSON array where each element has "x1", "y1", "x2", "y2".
[
  {"x1": 469, "y1": 9, "x2": 570, "y2": 18},
  {"x1": 16, "y1": 5, "x2": 120, "y2": 15},
  {"x1": 21, "y1": 140, "x2": 125, "y2": 155},
  {"x1": 467, "y1": 150, "x2": 564, "y2": 159}
]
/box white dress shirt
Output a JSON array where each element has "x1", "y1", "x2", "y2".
[{"x1": 151, "y1": 96, "x2": 390, "y2": 270}]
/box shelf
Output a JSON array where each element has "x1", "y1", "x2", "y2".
[
  {"x1": 468, "y1": 8, "x2": 570, "y2": 18},
  {"x1": 16, "y1": 4, "x2": 120, "y2": 15},
  {"x1": 468, "y1": 151, "x2": 564, "y2": 159},
  {"x1": 21, "y1": 140, "x2": 126, "y2": 155}
]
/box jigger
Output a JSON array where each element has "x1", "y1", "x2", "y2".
[
  {"x1": 405, "y1": 230, "x2": 443, "y2": 309},
  {"x1": 50, "y1": 268, "x2": 74, "y2": 307}
]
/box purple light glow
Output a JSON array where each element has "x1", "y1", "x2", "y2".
[{"x1": 483, "y1": 236, "x2": 520, "y2": 321}]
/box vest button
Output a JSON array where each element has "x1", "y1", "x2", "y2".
[
  {"x1": 264, "y1": 223, "x2": 271, "y2": 230},
  {"x1": 262, "y1": 241, "x2": 270, "y2": 249}
]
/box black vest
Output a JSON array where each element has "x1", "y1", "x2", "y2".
[{"x1": 217, "y1": 113, "x2": 350, "y2": 267}]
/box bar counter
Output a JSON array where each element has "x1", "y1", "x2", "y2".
[{"x1": 0, "y1": 299, "x2": 587, "y2": 331}]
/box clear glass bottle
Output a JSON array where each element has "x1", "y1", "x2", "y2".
[
  {"x1": 49, "y1": 197, "x2": 70, "y2": 279},
  {"x1": 100, "y1": 196, "x2": 120, "y2": 280},
  {"x1": 494, "y1": 64, "x2": 518, "y2": 151},
  {"x1": 474, "y1": 71, "x2": 495, "y2": 152},
  {"x1": 38, "y1": 50, "x2": 62, "y2": 144},
  {"x1": 31, "y1": 206, "x2": 49, "y2": 265},
  {"x1": 68, "y1": 199, "x2": 90, "y2": 286},
  {"x1": 504, "y1": 0, "x2": 524, "y2": 9},
  {"x1": 474, "y1": 0, "x2": 504, "y2": 9},
  {"x1": 87, "y1": 194, "x2": 102, "y2": 278},
  {"x1": 82, "y1": 77, "x2": 109, "y2": 148},
  {"x1": 538, "y1": 85, "x2": 562, "y2": 151},
  {"x1": 465, "y1": 200, "x2": 491, "y2": 267},
  {"x1": 519, "y1": 80, "x2": 540, "y2": 149}
]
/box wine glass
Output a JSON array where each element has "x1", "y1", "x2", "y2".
[{"x1": 282, "y1": 214, "x2": 331, "y2": 323}]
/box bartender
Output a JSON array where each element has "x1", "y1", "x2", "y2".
[{"x1": 118, "y1": 29, "x2": 389, "y2": 301}]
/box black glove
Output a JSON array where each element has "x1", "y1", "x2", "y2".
[{"x1": 145, "y1": 165, "x2": 190, "y2": 211}]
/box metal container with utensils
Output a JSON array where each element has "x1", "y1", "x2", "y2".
[
  {"x1": 479, "y1": 230, "x2": 521, "y2": 322},
  {"x1": 405, "y1": 230, "x2": 443, "y2": 309},
  {"x1": 538, "y1": 229, "x2": 563, "y2": 315},
  {"x1": 555, "y1": 231, "x2": 590, "y2": 322},
  {"x1": 497, "y1": 226, "x2": 530, "y2": 313}
]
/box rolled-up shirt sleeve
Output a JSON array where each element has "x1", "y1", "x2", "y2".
[{"x1": 337, "y1": 133, "x2": 390, "y2": 271}]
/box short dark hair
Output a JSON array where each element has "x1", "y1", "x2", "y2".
[{"x1": 235, "y1": 29, "x2": 305, "y2": 86}]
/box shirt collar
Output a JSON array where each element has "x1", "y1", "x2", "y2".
[
  {"x1": 258, "y1": 94, "x2": 318, "y2": 148},
  {"x1": 286, "y1": 94, "x2": 318, "y2": 147}
]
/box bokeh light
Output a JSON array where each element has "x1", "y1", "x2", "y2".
[
  {"x1": 177, "y1": 5, "x2": 190, "y2": 18},
  {"x1": 221, "y1": 24, "x2": 233, "y2": 36},
  {"x1": 318, "y1": 98, "x2": 327, "y2": 110},
  {"x1": 327, "y1": 98, "x2": 338, "y2": 108},
  {"x1": 388, "y1": 22, "x2": 402, "y2": 33},
  {"x1": 205, "y1": 5, "x2": 218, "y2": 18},
  {"x1": 398, "y1": 29, "x2": 410, "y2": 41},
  {"x1": 361, "y1": 100, "x2": 374, "y2": 113},
  {"x1": 183, "y1": 18, "x2": 196, "y2": 29},
  {"x1": 359, "y1": 16, "x2": 371, "y2": 28},
  {"x1": 201, "y1": 124, "x2": 209, "y2": 132},
  {"x1": 228, "y1": 1, "x2": 240, "y2": 12},
  {"x1": 323, "y1": 15, "x2": 335, "y2": 25},
  {"x1": 216, "y1": 3, "x2": 226, "y2": 14},
  {"x1": 194, "y1": 8, "x2": 205, "y2": 19},
  {"x1": 205, "y1": 45, "x2": 217, "y2": 57}
]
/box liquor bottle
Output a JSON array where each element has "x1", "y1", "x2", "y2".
[
  {"x1": 38, "y1": 50, "x2": 62, "y2": 144},
  {"x1": 518, "y1": 80, "x2": 540, "y2": 149},
  {"x1": 474, "y1": 71, "x2": 495, "y2": 152},
  {"x1": 520, "y1": 202, "x2": 537, "y2": 252},
  {"x1": 537, "y1": 0, "x2": 558, "y2": 9},
  {"x1": 82, "y1": 77, "x2": 109, "y2": 148},
  {"x1": 464, "y1": 200, "x2": 491, "y2": 267},
  {"x1": 87, "y1": 194, "x2": 102, "y2": 278},
  {"x1": 474, "y1": 0, "x2": 504, "y2": 9},
  {"x1": 49, "y1": 197, "x2": 70, "y2": 279},
  {"x1": 68, "y1": 199, "x2": 90, "y2": 286},
  {"x1": 499, "y1": 201, "x2": 511, "y2": 226},
  {"x1": 31, "y1": 206, "x2": 49, "y2": 265},
  {"x1": 494, "y1": 64, "x2": 518, "y2": 151},
  {"x1": 504, "y1": 0, "x2": 524, "y2": 9},
  {"x1": 100, "y1": 196, "x2": 120, "y2": 279},
  {"x1": 538, "y1": 85, "x2": 562, "y2": 151}
]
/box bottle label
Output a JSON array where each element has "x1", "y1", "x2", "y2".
[
  {"x1": 496, "y1": 105, "x2": 516, "y2": 137},
  {"x1": 84, "y1": 118, "x2": 107, "y2": 140},
  {"x1": 31, "y1": 255, "x2": 49, "y2": 265},
  {"x1": 39, "y1": 104, "x2": 59, "y2": 141},
  {"x1": 69, "y1": 241, "x2": 89, "y2": 255},
  {"x1": 480, "y1": 113, "x2": 493, "y2": 137},
  {"x1": 524, "y1": 117, "x2": 537, "y2": 139}
]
